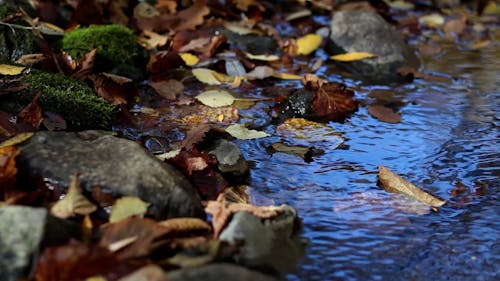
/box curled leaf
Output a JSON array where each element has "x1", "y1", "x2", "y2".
[{"x1": 51, "y1": 174, "x2": 97, "y2": 218}]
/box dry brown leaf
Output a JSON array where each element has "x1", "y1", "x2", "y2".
[
  {"x1": 51, "y1": 174, "x2": 98, "y2": 218},
  {"x1": 180, "y1": 124, "x2": 211, "y2": 150},
  {"x1": 139, "y1": 30, "x2": 169, "y2": 50},
  {"x1": 173, "y1": 0, "x2": 210, "y2": 31},
  {"x1": 205, "y1": 194, "x2": 286, "y2": 238},
  {"x1": 0, "y1": 145, "x2": 20, "y2": 186},
  {"x1": 378, "y1": 166, "x2": 446, "y2": 208},
  {"x1": 149, "y1": 79, "x2": 184, "y2": 100},
  {"x1": 157, "y1": 217, "x2": 211, "y2": 234},
  {"x1": 18, "y1": 93, "x2": 43, "y2": 129},
  {"x1": 367, "y1": 104, "x2": 401, "y2": 123}
]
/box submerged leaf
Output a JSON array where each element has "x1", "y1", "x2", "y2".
[
  {"x1": 330, "y1": 52, "x2": 377, "y2": 61},
  {"x1": 225, "y1": 124, "x2": 270, "y2": 139},
  {"x1": 109, "y1": 196, "x2": 150, "y2": 223},
  {"x1": 196, "y1": 90, "x2": 235, "y2": 107},
  {"x1": 378, "y1": 166, "x2": 446, "y2": 208},
  {"x1": 368, "y1": 104, "x2": 401, "y2": 123}
]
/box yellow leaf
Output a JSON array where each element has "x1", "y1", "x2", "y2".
[
  {"x1": 51, "y1": 174, "x2": 97, "y2": 218},
  {"x1": 296, "y1": 33, "x2": 322, "y2": 55},
  {"x1": 272, "y1": 73, "x2": 303, "y2": 80},
  {"x1": 109, "y1": 196, "x2": 150, "y2": 223},
  {"x1": 0, "y1": 64, "x2": 25, "y2": 75},
  {"x1": 418, "y1": 13, "x2": 445, "y2": 27},
  {"x1": 225, "y1": 124, "x2": 270, "y2": 139},
  {"x1": 179, "y1": 52, "x2": 200, "y2": 66},
  {"x1": 483, "y1": 1, "x2": 500, "y2": 14},
  {"x1": 195, "y1": 90, "x2": 235, "y2": 107},
  {"x1": 0, "y1": 132, "x2": 34, "y2": 148},
  {"x1": 245, "y1": 52, "x2": 280, "y2": 61},
  {"x1": 85, "y1": 276, "x2": 107, "y2": 281},
  {"x1": 192, "y1": 68, "x2": 221, "y2": 85},
  {"x1": 378, "y1": 166, "x2": 446, "y2": 208},
  {"x1": 37, "y1": 21, "x2": 65, "y2": 36},
  {"x1": 330, "y1": 52, "x2": 377, "y2": 61}
]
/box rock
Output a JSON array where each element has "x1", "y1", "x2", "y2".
[
  {"x1": 209, "y1": 139, "x2": 250, "y2": 184},
  {"x1": 219, "y1": 207, "x2": 307, "y2": 275},
  {"x1": 0, "y1": 206, "x2": 81, "y2": 281},
  {"x1": 0, "y1": 1, "x2": 38, "y2": 61},
  {"x1": 329, "y1": 10, "x2": 420, "y2": 83},
  {"x1": 167, "y1": 263, "x2": 278, "y2": 281},
  {"x1": 17, "y1": 131, "x2": 205, "y2": 219}
]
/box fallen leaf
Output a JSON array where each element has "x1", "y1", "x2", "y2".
[
  {"x1": 179, "y1": 52, "x2": 200, "y2": 66},
  {"x1": 205, "y1": 194, "x2": 286, "y2": 237},
  {"x1": 92, "y1": 73, "x2": 138, "y2": 105},
  {"x1": 109, "y1": 196, "x2": 150, "y2": 223},
  {"x1": 0, "y1": 145, "x2": 20, "y2": 186},
  {"x1": 15, "y1": 53, "x2": 46, "y2": 66},
  {"x1": 51, "y1": 174, "x2": 98, "y2": 218},
  {"x1": 36, "y1": 21, "x2": 65, "y2": 36},
  {"x1": 272, "y1": 73, "x2": 303, "y2": 80},
  {"x1": 107, "y1": 236, "x2": 138, "y2": 252},
  {"x1": 180, "y1": 124, "x2": 212, "y2": 150},
  {"x1": 225, "y1": 124, "x2": 270, "y2": 139},
  {"x1": 285, "y1": 9, "x2": 312, "y2": 21},
  {"x1": 117, "y1": 265, "x2": 168, "y2": 281},
  {"x1": 0, "y1": 132, "x2": 34, "y2": 148},
  {"x1": 157, "y1": 217, "x2": 211, "y2": 234},
  {"x1": 192, "y1": 68, "x2": 222, "y2": 85},
  {"x1": 139, "y1": 30, "x2": 169, "y2": 49},
  {"x1": 383, "y1": 0, "x2": 414, "y2": 10},
  {"x1": 276, "y1": 118, "x2": 344, "y2": 149},
  {"x1": 195, "y1": 90, "x2": 235, "y2": 107},
  {"x1": 42, "y1": 112, "x2": 67, "y2": 131},
  {"x1": 310, "y1": 82, "x2": 358, "y2": 121},
  {"x1": 18, "y1": 93, "x2": 43, "y2": 129},
  {"x1": 225, "y1": 59, "x2": 246, "y2": 77},
  {"x1": 149, "y1": 79, "x2": 184, "y2": 100},
  {"x1": 418, "y1": 13, "x2": 445, "y2": 28},
  {"x1": 367, "y1": 104, "x2": 401, "y2": 123},
  {"x1": 296, "y1": 34, "x2": 322, "y2": 55},
  {"x1": 269, "y1": 142, "x2": 323, "y2": 162},
  {"x1": 443, "y1": 16, "x2": 466, "y2": 37},
  {"x1": 100, "y1": 217, "x2": 168, "y2": 260},
  {"x1": 378, "y1": 166, "x2": 446, "y2": 208},
  {"x1": 245, "y1": 66, "x2": 275, "y2": 80},
  {"x1": 0, "y1": 64, "x2": 25, "y2": 75},
  {"x1": 34, "y1": 240, "x2": 124, "y2": 281},
  {"x1": 245, "y1": 53, "x2": 280, "y2": 61},
  {"x1": 173, "y1": 0, "x2": 210, "y2": 31},
  {"x1": 330, "y1": 52, "x2": 377, "y2": 61}
]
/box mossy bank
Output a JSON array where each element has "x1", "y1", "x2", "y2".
[{"x1": 1, "y1": 71, "x2": 115, "y2": 130}]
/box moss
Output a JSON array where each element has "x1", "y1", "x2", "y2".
[
  {"x1": 0, "y1": 5, "x2": 9, "y2": 19},
  {"x1": 14, "y1": 71, "x2": 116, "y2": 130},
  {"x1": 0, "y1": 4, "x2": 37, "y2": 61},
  {"x1": 62, "y1": 24, "x2": 147, "y2": 71}
]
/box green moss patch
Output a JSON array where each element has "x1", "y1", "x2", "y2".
[
  {"x1": 17, "y1": 71, "x2": 116, "y2": 130},
  {"x1": 62, "y1": 24, "x2": 147, "y2": 70}
]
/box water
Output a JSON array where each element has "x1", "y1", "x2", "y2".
[{"x1": 238, "y1": 45, "x2": 499, "y2": 280}]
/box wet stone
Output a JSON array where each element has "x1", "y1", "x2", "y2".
[
  {"x1": 17, "y1": 131, "x2": 204, "y2": 219},
  {"x1": 329, "y1": 10, "x2": 420, "y2": 83},
  {"x1": 167, "y1": 263, "x2": 278, "y2": 281},
  {"x1": 209, "y1": 139, "x2": 250, "y2": 184},
  {"x1": 0, "y1": 206, "x2": 80, "y2": 281},
  {"x1": 219, "y1": 207, "x2": 306, "y2": 275}
]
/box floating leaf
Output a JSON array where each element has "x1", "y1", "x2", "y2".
[
  {"x1": 330, "y1": 52, "x2": 377, "y2": 61},
  {"x1": 179, "y1": 52, "x2": 200, "y2": 66},
  {"x1": 51, "y1": 174, "x2": 98, "y2": 218},
  {"x1": 192, "y1": 68, "x2": 222, "y2": 85},
  {"x1": 109, "y1": 196, "x2": 150, "y2": 223},
  {"x1": 418, "y1": 13, "x2": 445, "y2": 27},
  {"x1": 0, "y1": 64, "x2": 25, "y2": 75},
  {"x1": 378, "y1": 166, "x2": 446, "y2": 208},
  {"x1": 0, "y1": 132, "x2": 33, "y2": 148},
  {"x1": 368, "y1": 104, "x2": 401, "y2": 123},
  {"x1": 296, "y1": 33, "x2": 322, "y2": 55},
  {"x1": 225, "y1": 124, "x2": 270, "y2": 139},
  {"x1": 195, "y1": 90, "x2": 235, "y2": 107},
  {"x1": 245, "y1": 53, "x2": 280, "y2": 61}
]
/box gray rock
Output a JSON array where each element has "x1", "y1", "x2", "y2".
[
  {"x1": 329, "y1": 10, "x2": 420, "y2": 83},
  {"x1": 17, "y1": 131, "x2": 204, "y2": 219},
  {"x1": 209, "y1": 139, "x2": 250, "y2": 184},
  {"x1": 219, "y1": 206, "x2": 307, "y2": 275},
  {"x1": 0, "y1": 206, "x2": 80, "y2": 281},
  {"x1": 167, "y1": 263, "x2": 278, "y2": 281}
]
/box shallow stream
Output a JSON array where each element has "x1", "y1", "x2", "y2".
[{"x1": 238, "y1": 44, "x2": 498, "y2": 280}]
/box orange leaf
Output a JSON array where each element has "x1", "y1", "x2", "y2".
[
  {"x1": 0, "y1": 145, "x2": 20, "y2": 186},
  {"x1": 367, "y1": 104, "x2": 401, "y2": 123}
]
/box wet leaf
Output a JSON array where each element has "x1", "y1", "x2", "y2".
[
  {"x1": 310, "y1": 82, "x2": 358, "y2": 121},
  {"x1": 117, "y1": 265, "x2": 167, "y2": 281},
  {"x1": 0, "y1": 64, "x2": 25, "y2": 75},
  {"x1": 192, "y1": 68, "x2": 222, "y2": 85},
  {"x1": 330, "y1": 52, "x2": 377, "y2": 61},
  {"x1": 149, "y1": 79, "x2": 184, "y2": 100},
  {"x1": 273, "y1": 73, "x2": 303, "y2": 80},
  {"x1": 34, "y1": 240, "x2": 124, "y2": 281},
  {"x1": 225, "y1": 124, "x2": 270, "y2": 139},
  {"x1": 378, "y1": 166, "x2": 446, "y2": 208},
  {"x1": 172, "y1": 0, "x2": 210, "y2": 31},
  {"x1": 92, "y1": 72, "x2": 137, "y2": 105},
  {"x1": 368, "y1": 104, "x2": 401, "y2": 123},
  {"x1": 383, "y1": 0, "x2": 414, "y2": 10},
  {"x1": 205, "y1": 194, "x2": 286, "y2": 237},
  {"x1": 276, "y1": 118, "x2": 344, "y2": 149},
  {"x1": 269, "y1": 142, "x2": 322, "y2": 162},
  {"x1": 296, "y1": 34, "x2": 322, "y2": 55},
  {"x1": 196, "y1": 90, "x2": 235, "y2": 107},
  {"x1": 0, "y1": 145, "x2": 20, "y2": 186},
  {"x1": 18, "y1": 93, "x2": 43, "y2": 129},
  {"x1": 0, "y1": 132, "x2": 34, "y2": 148},
  {"x1": 418, "y1": 13, "x2": 445, "y2": 27},
  {"x1": 36, "y1": 21, "x2": 65, "y2": 36},
  {"x1": 285, "y1": 9, "x2": 312, "y2": 21},
  {"x1": 246, "y1": 66, "x2": 275, "y2": 80},
  {"x1": 179, "y1": 52, "x2": 200, "y2": 66},
  {"x1": 51, "y1": 174, "x2": 98, "y2": 218},
  {"x1": 181, "y1": 124, "x2": 212, "y2": 150},
  {"x1": 109, "y1": 196, "x2": 150, "y2": 223}
]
